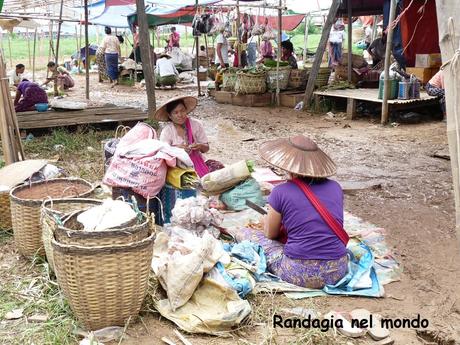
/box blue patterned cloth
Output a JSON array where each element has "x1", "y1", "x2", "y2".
[{"x1": 105, "y1": 52, "x2": 119, "y2": 81}]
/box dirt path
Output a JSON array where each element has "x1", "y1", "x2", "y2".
[{"x1": 3, "y1": 75, "x2": 460, "y2": 344}]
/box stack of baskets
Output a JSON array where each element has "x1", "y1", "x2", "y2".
[
  {"x1": 9, "y1": 178, "x2": 95, "y2": 257},
  {"x1": 288, "y1": 69, "x2": 308, "y2": 89},
  {"x1": 44, "y1": 199, "x2": 155, "y2": 330},
  {"x1": 266, "y1": 66, "x2": 292, "y2": 91},
  {"x1": 235, "y1": 70, "x2": 267, "y2": 94}
]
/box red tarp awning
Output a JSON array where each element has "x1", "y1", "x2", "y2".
[{"x1": 251, "y1": 14, "x2": 305, "y2": 31}]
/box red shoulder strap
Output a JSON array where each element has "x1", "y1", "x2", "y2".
[{"x1": 291, "y1": 179, "x2": 349, "y2": 246}]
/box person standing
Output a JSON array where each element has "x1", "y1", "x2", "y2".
[
  {"x1": 101, "y1": 26, "x2": 121, "y2": 85},
  {"x1": 215, "y1": 29, "x2": 230, "y2": 68},
  {"x1": 9, "y1": 63, "x2": 25, "y2": 87},
  {"x1": 167, "y1": 27, "x2": 180, "y2": 50},
  {"x1": 328, "y1": 20, "x2": 345, "y2": 69}
]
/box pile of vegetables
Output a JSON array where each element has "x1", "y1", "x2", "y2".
[{"x1": 263, "y1": 59, "x2": 290, "y2": 68}]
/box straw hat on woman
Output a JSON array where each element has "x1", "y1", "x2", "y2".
[{"x1": 232, "y1": 135, "x2": 348, "y2": 289}]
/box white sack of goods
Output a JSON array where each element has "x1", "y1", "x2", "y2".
[
  {"x1": 152, "y1": 228, "x2": 228, "y2": 311},
  {"x1": 200, "y1": 160, "x2": 252, "y2": 193},
  {"x1": 77, "y1": 199, "x2": 137, "y2": 231}
]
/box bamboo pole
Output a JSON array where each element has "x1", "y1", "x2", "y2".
[
  {"x1": 32, "y1": 28, "x2": 37, "y2": 82},
  {"x1": 204, "y1": 34, "x2": 210, "y2": 69},
  {"x1": 54, "y1": 0, "x2": 65, "y2": 96},
  {"x1": 84, "y1": 0, "x2": 90, "y2": 100},
  {"x1": 381, "y1": 0, "x2": 397, "y2": 124},
  {"x1": 303, "y1": 13, "x2": 310, "y2": 64},
  {"x1": 27, "y1": 29, "x2": 31, "y2": 67},
  {"x1": 276, "y1": 0, "x2": 282, "y2": 106},
  {"x1": 302, "y1": 0, "x2": 341, "y2": 109},
  {"x1": 195, "y1": 0, "x2": 202, "y2": 96},
  {"x1": 136, "y1": 0, "x2": 156, "y2": 117},
  {"x1": 7, "y1": 32, "x2": 12, "y2": 68},
  {"x1": 347, "y1": 0, "x2": 352, "y2": 82},
  {"x1": 236, "y1": 0, "x2": 241, "y2": 67}
]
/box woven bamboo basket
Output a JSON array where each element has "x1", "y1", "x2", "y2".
[
  {"x1": 52, "y1": 231, "x2": 155, "y2": 330},
  {"x1": 288, "y1": 69, "x2": 307, "y2": 89},
  {"x1": 10, "y1": 178, "x2": 94, "y2": 258},
  {"x1": 266, "y1": 66, "x2": 292, "y2": 91},
  {"x1": 235, "y1": 71, "x2": 267, "y2": 94},
  {"x1": 222, "y1": 69, "x2": 238, "y2": 92},
  {"x1": 41, "y1": 198, "x2": 103, "y2": 272},
  {"x1": 0, "y1": 191, "x2": 12, "y2": 230},
  {"x1": 55, "y1": 210, "x2": 150, "y2": 246},
  {"x1": 316, "y1": 67, "x2": 332, "y2": 88}
]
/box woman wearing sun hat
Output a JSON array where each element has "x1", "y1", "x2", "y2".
[
  {"x1": 156, "y1": 96, "x2": 224, "y2": 177},
  {"x1": 233, "y1": 135, "x2": 349, "y2": 289}
]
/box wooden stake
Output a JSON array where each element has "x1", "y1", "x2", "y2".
[
  {"x1": 236, "y1": 0, "x2": 241, "y2": 67},
  {"x1": 195, "y1": 0, "x2": 202, "y2": 96},
  {"x1": 303, "y1": 13, "x2": 310, "y2": 64},
  {"x1": 136, "y1": 0, "x2": 157, "y2": 118},
  {"x1": 32, "y1": 28, "x2": 37, "y2": 82},
  {"x1": 7, "y1": 32, "x2": 13, "y2": 68},
  {"x1": 54, "y1": 0, "x2": 65, "y2": 96},
  {"x1": 347, "y1": 0, "x2": 352, "y2": 82},
  {"x1": 276, "y1": 0, "x2": 282, "y2": 106},
  {"x1": 381, "y1": 0, "x2": 397, "y2": 124},
  {"x1": 27, "y1": 29, "x2": 32, "y2": 67},
  {"x1": 84, "y1": 0, "x2": 90, "y2": 100},
  {"x1": 302, "y1": 0, "x2": 341, "y2": 109}
]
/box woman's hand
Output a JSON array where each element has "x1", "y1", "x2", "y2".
[{"x1": 189, "y1": 143, "x2": 209, "y2": 153}]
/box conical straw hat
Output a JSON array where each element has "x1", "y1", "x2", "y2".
[
  {"x1": 259, "y1": 135, "x2": 336, "y2": 178},
  {"x1": 154, "y1": 96, "x2": 198, "y2": 122}
]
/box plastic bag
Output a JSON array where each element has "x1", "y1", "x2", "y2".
[
  {"x1": 220, "y1": 178, "x2": 265, "y2": 211},
  {"x1": 200, "y1": 160, "x2": 251, "y2": 194}
]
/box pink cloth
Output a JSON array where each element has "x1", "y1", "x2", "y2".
[
  {"x1": 428, "y1": 70, "x2": 444, "y2": 89},
  {"x1": 260, "y1": 40, "x2": 273, "y2": 58},
  {"x1": 169, "y1": 32, "x2": 180, "y2": 48},
  {"x1": 186, "y1": 118, "x2": 209, "y2": 177}
]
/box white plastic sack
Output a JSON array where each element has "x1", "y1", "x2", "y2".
[
  {"x1": 77, "y1": 199, "x2": 137, "y2": 231},
  {"x1": 201, "y1": 160, "x2": 251, "y2": 193},
  {"x1": 170, "y1": 47, "x2": 193, "y2": 71}
]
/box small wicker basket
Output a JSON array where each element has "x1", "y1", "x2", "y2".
[
  {"x1": 10, "y1": 178, "x2": 94, "y2": 257},
  {"x1": 288, "y1": 69, "x2": 307, "y2": 89},
  {"x1": 266, "y1": 66, "x2": 292, "y2": 91},
  {"x1": 235, "y1": 71, "x2": 267, "y2": 94},
  {"x1": 0, "y1": 191, "x2": 12, "y2": 230},
  {"x1": 52, "y1": 231, "x2": 155, "y2": 330},
  {"x1": 41, "y1": 198, "x2": 103, "y2": 272},
  {"x1": 222, "y1": 69, "x2": 238, "y2": 92}
]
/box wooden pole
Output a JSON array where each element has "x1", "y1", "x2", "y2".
[
  {"x1": 79, "y1": 21, "x2": 83, "y2": 73},
  {"x1": 47, "y1": 21, "x2": 54, "y2": 79},
  {"x1": 32, "y1": 28, "x2": 37, "y2": 82},
  {"x1": 435, "y1": 2, "x2": 460, "y2": 237},
  {"x1": 54, "y1": 0, "x2": 65, "y2": 96},
  {"x1": 7, "y1": 33, "x2": 12, "y2": 68},
  {"x1": 195, "y1": 0, "x2": 202, "y2": 96},
  {"x1": 347, "y1": 0, "x2": 352, "y2": 82},
  {"x1": 236, "y1": 0, "x2": 241, "y2": 67},
  {"x1": 302, "y1": 0, "x2": 341, "y2": 109},
  {"x1": 136, "y1": 0, "x2": 157, "y2": 118},
  {"x1": 276, "y1": 0, "x2": 282, "y2": 106},
  {"x1": 303, "y1": 13, "x2": 310, "y2": 64},
  {"x1": 204, "y1": 34, "x2": 210, "y2": 69},
  {"x1": 371, "y1": 15, "x2": 378, "y2": 41},
  {"x1": 84, "y1": 0, "x2": 90, "y2": 100},
  {"x1": 380, "y1": 0, "x2": 397, "y2": 124},
  {"x1": 27, "y1": 29, "x2": 32, "y2": 68}
]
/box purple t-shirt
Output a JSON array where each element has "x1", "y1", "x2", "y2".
[{"x1": 268, "y1": 179, "x2": 346, "y2": 260}]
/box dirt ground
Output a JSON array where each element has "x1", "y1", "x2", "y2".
[{"x1": 1, "y1": 74, "x2": 460, "y2": 344}]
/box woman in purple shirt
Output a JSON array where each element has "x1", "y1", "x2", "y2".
[
  {"x1": 14, "y1": 80, "x2": 48, "y2": 112},
  {"x1": 233, "y1": 135, "x2": 348, "y2": 288}
]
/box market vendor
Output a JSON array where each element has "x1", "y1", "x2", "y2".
[
  {"x1": 426, "y1": 70, "x2": 446, "y2": 121},
  {"x1": 281, "y1": 40, "x2": 298, "y2": 69},
  {"x1": 156, "y1": 96, "x2": 224, "y2": 177},
  {"x1": 167, "y1": 27, "x2": 181, "y2": 50},
  {"x1": 367, "y1": 32, "x2": 387, "y2": 67},
  {"x1": 9, "y1": 63, "x2": 25, "y2": 87},
  {"x1": 231, "y1": 135, "x2": 348, "y2": 289},
  {"x1": 215, "y1": 28, "x2": 230, "y2": 68},
  {"x1": 43, "y1": 61, "x2": 75, "y2": 92},
  {"x1": 155, "y1": 53, "x2": 179, "y2": 87},
  {"x1": 257, "y1": 35, "x2": 273, "y2": 64},
  {"x1": 14, "y1": 79, "x2": 48, "y2": 112}
]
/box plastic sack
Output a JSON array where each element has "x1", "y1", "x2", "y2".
[
  {"x1": 220, "y1": 178, "x2": 264, "y2": 211},
  {"x1": 170, "y1": 47, "x2": 193, "y2": 71},
  {"x1": 166, "y1": 167, "x2": 198, "y2": 189},
  {"x1": 200, "y1": 160, "x2": 251, "y2": 194}
]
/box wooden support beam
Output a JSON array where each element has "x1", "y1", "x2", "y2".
[
  {"x1": 276, "y1": 0, "x2": 282, "y2": 106},
  {"x1": 303, "y1": 14, "x2": 310, "y2": 64},
  {"x1": 27, "y1": 29, "x2": 31, "y2": 67},
  {"x1": 54, "y1": 0, "x2": 65, "y2": 96},
  {"x1": 347, "y1": 0, "x2": 352, "y2": 83},
  {"x1": 381, "y1": 0, "x2": 397, "y2": 124},
  {"x1": 32, "y1": 28, "x2": 37, "y2": 82},
  {"x1": 346, "y1": 98, "x2": 356, "y2": 120},
  {"x1": 195, "y1": 0, "x2": 202, "y2": 96},
  {"x1": 136, "y1": 0, "x2": 157, "y2": 118},
  {"x1": 302, "y1": 0, "x2": 341, "y2": 109},
  {"x1": 84, "y1": 0, "x2": 90, "y2": 100}
]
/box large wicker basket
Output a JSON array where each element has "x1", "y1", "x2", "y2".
[
  {"x1": 55, "y1": 210, "x2": 150, "y2": 246},
  {"x1": 316, "y1": 67, "x2": 332, "y2": 88},
  {"x1": 10, "y1": 178, "x2": 94, "y2": 257},
  {"x1": 235, "y1": 71, "x2": 267, "y2": 94},
  {"x1": 0, "y1": 191, "x2": 11, "y2": 230},
  {"x1": 266, "y1": 66, "x2": 292, "y2": 91},
  {"x1": 41, "y1": 198, "x2": 103, "y2": 272},
  {"x1": 288, "y1": 69, "x2": 307, "y2": 89},
  {"x1": 222, "y1": 69, "x2": 238, "y2": 92},
  {"x1": 52, "y1": 231, "x2": 155, "y2": 330}
]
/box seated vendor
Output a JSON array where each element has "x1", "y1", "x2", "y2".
[
  {"x1": 155, "y1": 53, "x2": 179, "y2": 87},
  {"x1": 367, "y1": 33, "x2": 387, "y2": 67},
  {"x1": 281, "y1": 40, "x2": 298, "y2": 69},
  {"x1": 426, "y1": 70, "x2": 446, "y2": 121},
  {"x1": 231, "y1": 135, "x2": 348, "y2": 289},
  {"x1": 9, "y1": 63, "x2": 25, "y2": 87},
  {"x1": 156, "y1": 96, "x2": 224, "y2": 177},
  {"x1": 14, "y1": 79, "x2": 48, "y2": 112},
  {"x1": 43, "y1": 61, "x2": 75, "y2": 92}
]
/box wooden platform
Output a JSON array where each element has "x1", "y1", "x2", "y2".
[
  {"x1": 16, "y1": 106, "x2": 148, "y2": 129},
  {"x1": 313, "y1": 88, "x2": 438, "y2": 119}
]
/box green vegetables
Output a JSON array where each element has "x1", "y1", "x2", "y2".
[
  {"x1": 246, "y1": 160, "x2": 255, "y2": 173},
  {"x1": 263, "y1": 59, "x2": 290, "y2": 68},
  {"x1": 182, "y1": 172, "x2": 199, "y2": 188}
]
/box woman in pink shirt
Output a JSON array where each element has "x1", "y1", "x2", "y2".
[
  {"x1": 426, "y1": 70, "x2": 446, "y2": 120},
  {"x1": 167, "y1": 27, "x2": 180, "y2": 50},
  {"x1": 155, "y1": 96, "x2": 223, "y2": 177}
]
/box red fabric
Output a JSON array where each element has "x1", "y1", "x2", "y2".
[
  {"x1": 250, "y1": 14, "x2": 305, "y2": 31},
  {"x1": 399, "y1": 0, "x2": 440, "y2": 67},
  {"x1": 105, "y1": 0, "x2": 134, "y2": 6},
  {"x1": 291, "y1": 179, "x2": 349, "y2": 246},
  {"x1": 359, "y1": 15, "x2": 375, "y2": 26}
]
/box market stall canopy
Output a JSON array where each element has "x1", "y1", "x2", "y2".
[
  {"x1": 0, "y1": 18, "x2": 40, "y2": 31},
  {"x1": 90, "y1": 4, "x2": 135, "y2": 28},
  {"x1": 251, "y1": 13, "x2": 305, "y2": 31}
]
